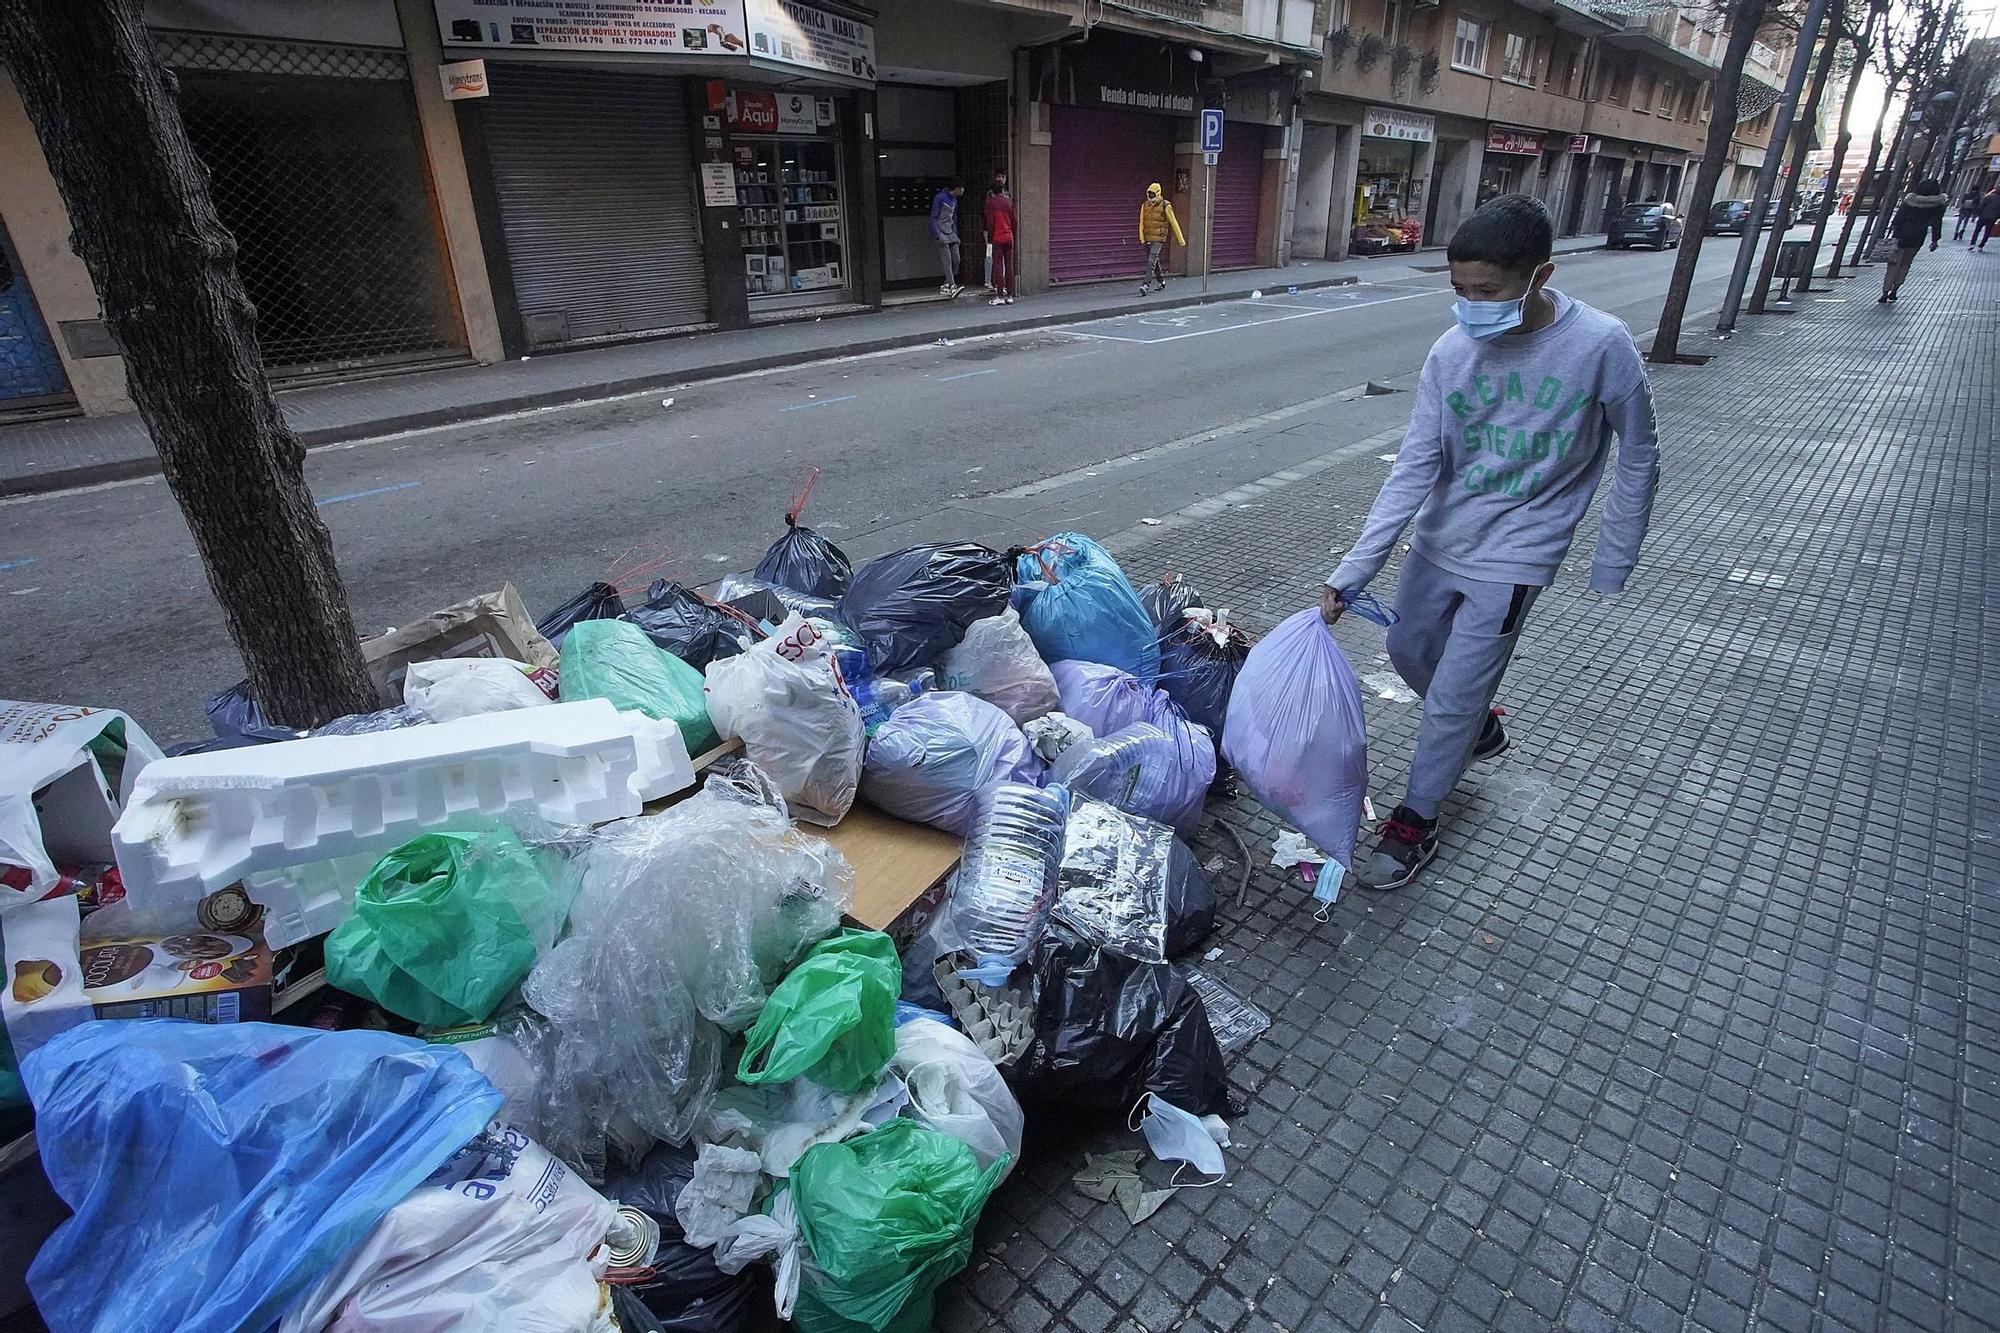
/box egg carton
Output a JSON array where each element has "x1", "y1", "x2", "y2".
[
  {"x1": 934, "y1": 952, "x2": 1035, "y2": 1068},
  {"x1": 112, "y1": 700, "x2": 695, "y2": 931}
]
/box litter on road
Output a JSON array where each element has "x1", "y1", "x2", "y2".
[{"x1": 0, "y1": 497, "x2": 1384, "y2": 1332}]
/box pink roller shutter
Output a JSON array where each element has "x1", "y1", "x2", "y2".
[
  {"x1": 1049, "y1": 105, "x2": 1176, "y2": 283},
  {"x1": 1211, "y1": 124, "x2": 1268, "y2": 270}
]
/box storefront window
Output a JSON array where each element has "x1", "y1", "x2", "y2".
[
  {"x1": 732, "y1": 111, "x2": 849, "y2": 306},
  {"x1": 1351, "y1": 137, "x2": 1424, "y2": 255}
]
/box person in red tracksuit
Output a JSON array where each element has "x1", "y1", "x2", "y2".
[{"x1": 985, "y1": 172, "x2": 1017, "y2": 305}]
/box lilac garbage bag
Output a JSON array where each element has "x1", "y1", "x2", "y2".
[
  {"x1": 861, "y1": 691, "x2": 1044, "y2": 834},
  {"x1": 1221, "y1": 609, "x2": 1369, "y2": 866}
]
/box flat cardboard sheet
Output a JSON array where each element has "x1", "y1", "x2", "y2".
[{"x1": 821, "y1": 805, "x2": 963, "y2": 931}]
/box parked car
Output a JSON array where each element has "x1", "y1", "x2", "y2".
[
  {"x1": 1707, "y1": 199, "x2": 1760, "y2": 235},
  {"x1": 1764, "y1": 198, "x2": 1794, "y2": 229},
  {"x1": 1609, "y1": 203, "x2": 1684, "y2": 250}
]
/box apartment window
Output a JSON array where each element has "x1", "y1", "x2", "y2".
[
  {"x1": 1383, "y1": 0, "x2": 1404, "y2": 42},
  {"x1": 1328, "y1": 0, "x2": 1353, "y2": 31},
  {"x1": 1632, "y1": 69, "x2": 1654, "y2": 109},
  {"x1": 1453, "y1": 17, "x2": 1490, "y2": 73},
  {"x1": 1502, "y1": 33, "x2": 1537, "y2": 85},
  {"x1": 1658, "y1": 77, "x2": 1678, "y2": 115},
  {"x1": 1553, "y1": 46, "x2": 1581, "y2": 97}
]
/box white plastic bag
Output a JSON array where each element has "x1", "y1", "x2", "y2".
[
  {"x1": 403, "y1": 657, "x2": 552, "y2": 722},
  {"x1": 893, "y1": 1017, "x2": 1024, "y2": 1177},
  {"x1": 703, "y1": 617, "x2": 865, "y2": 825},
  {"x1": 278, "y1": 1123, "x2": 615, "y2": 1333},
  {"x1": 1, "y1": 701, "x2": 161, "y2": 910},
  {"x1": 939, "y1": 609, "x2": 1061, "y2": 725},
  {"x1": 713, "y1": 1188, "x2": 802, "y2": 1320},
  {"x1": 673, "y1": 1144, "x2": 764, "y2": 1248},
  {"x1": 700, "y1": 1069, "x2": 909, "y2": 1178}
]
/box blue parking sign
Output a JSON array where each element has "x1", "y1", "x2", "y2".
[{"x1": 1200, "y1": 108, "x2": 1224, "y2": 154}]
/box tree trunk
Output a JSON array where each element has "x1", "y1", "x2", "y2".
[
  {"x1": 1750, "y1": 8, "x2": 1844, "y2": 312},
  {"x1": 0, "y1": 0, "x2": 378, "y2": 728},
  {"x1": 1799, "y1": 9, "x2": 1879, "y2": 287},
  {"x1": 1830, "y1": 77, "x2": 1897, "y2": 273},
  {"x1": 1650, "y1": 0, "x2": 1769, "y2": 363}
]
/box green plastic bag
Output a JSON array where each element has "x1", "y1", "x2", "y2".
[
  {"x1": 790, "y1": 1119, "x2": 1008, "y2": 1333},
  {"x1": 0, "y1": 1023, "x2": 23, "y2": 1110},
  {"x1": 325, "y1": 827, "x2": 564, "y2": 1029},
  {"x1": 738, "y1": 929, "x2": 897, "y2": 1093},
  {"x1": 559, "y1": 617, "x2": 720, "y2": 754}
]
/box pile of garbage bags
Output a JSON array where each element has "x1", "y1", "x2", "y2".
[{"x1": 0, "y1": 500, "x2": 1376, "y2": 1332}]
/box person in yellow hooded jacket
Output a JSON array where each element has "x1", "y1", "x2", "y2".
[{"x1": 1137, "y1": 182, "x2": 1185, "y2": 294}]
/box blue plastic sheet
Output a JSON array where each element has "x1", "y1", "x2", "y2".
[
  {"x1": 23, "y1": 1020, "x2": 502, "y2": 1333},
  {"x1": 1015, "y1": 535, "x2": 1160, "y2": 684},
  {"x1": 1221, "y1": 609, "x2": 1369, "y2": 866}
]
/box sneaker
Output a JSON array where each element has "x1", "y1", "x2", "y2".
[
  {"x1": 1005, "y1": 295, "x2": 1016, "y2": 304},
  {"x1": 989, "y1": 297, "x2": 1007, "y2": 306},
  {"x1": 1354, "y1": 806, "x2": 1439, "y2": 892},
  {"x1": 1470, "y1": 709, "x2": 1509, "y2": 763},
  {"x1": 940, "y1": 283, "x2": 955, "y2": 295}
]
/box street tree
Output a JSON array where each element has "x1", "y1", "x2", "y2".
[
  {"x1": 0, "y1": 0, "x2": 379, "y2": 728},
  {"x1": 1748, "y1": 0, "x2": 1847, "y2": 311},
  {"x1": 1649, "y1": 0, "x2": 1774, "y2": 362},
  {"x1": 1796, "y1": 0, "x2": 1889, "y2": 287}
]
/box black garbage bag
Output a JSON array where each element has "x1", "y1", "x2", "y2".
[
  {"x1": 203, "y1": 681, "x2": 305, "y2": 745},
  {"x1": 755, "y1": 517, "x2": 852, "y2": 600},
  {"x1": 536, "y1": 581, "x2": 627, "y2": 647},
  {"x1": 1138, "y1": 573, "x2": 1206, "y2": 637},
  {"x1": 1163, "y1": 838, "x2": 1218, "y2": 958},
  {"x1": 837, "y1": 543, "x2": 1012, "y2": 674},
  {"x1": 1010, "y1": 922, "x2": 1228, "y2": 1117},
  {"x1": 629, "y1": 580, "x2": 763, "y2": 670},
  {"x1": 605, "y1": 1146, "x2": 758, "y2": 1333},
  {"x1": 1157, "y1": 615, "x2": 1251, "y2": 738}
]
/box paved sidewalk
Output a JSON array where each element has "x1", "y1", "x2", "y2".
[
  {"x1": 0, "y1": 237, "x2": 1608, "y2": 498},
  {"x1": 936, "y1": 249, "x2": 1998, "y2": 1331}
]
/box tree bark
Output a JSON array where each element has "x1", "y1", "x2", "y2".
[
  {"x1": 1830, "y1": 76, "x2": 1898, "y2": 272},
  {"x1": 0, "y1": 0, "x2": 378, "y2": 728},
  {"x1": 1750, "y1": 5, "x2": 1844, "y2": 312},
  {"x1": 1649, "y1": 0, "x2": 1769, "y2": 363},
  {"x1": 1799, "y1": 3, "x2": 1881, "y2": 287}
]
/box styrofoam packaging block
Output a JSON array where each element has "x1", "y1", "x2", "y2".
[{"x1": 113, "y1": 700, "x2": 694, "y2": 914}]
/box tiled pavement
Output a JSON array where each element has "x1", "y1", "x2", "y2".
[{"x1": 934, "y1": 250, "x2": 1999, "y2": 1331}]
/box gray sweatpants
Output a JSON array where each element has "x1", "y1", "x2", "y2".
[
  {"x1": 938, "y1": 237, "x2": 962, "y2": 287},
  {"x1": 1386, "y1": 551, "x2": 1542, "y2": 819}
]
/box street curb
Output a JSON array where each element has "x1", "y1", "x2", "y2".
[{"x1": 1, "y1": 275, "x2": 1365, "y2": 500}]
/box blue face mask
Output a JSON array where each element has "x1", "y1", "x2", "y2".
[{"x1": 1451, "y1": 292, "x2": 1528, "y2": 340}]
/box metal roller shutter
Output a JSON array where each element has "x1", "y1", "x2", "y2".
[
  {"x1": 1049, "y1": 106, "x2": 1175, "y2": 283},
  {"x1": 482, "y1": 65, "x2": 708, "y2": 344},
  {"x1": 1211, "y1": 124, "x2": 1268, "y2": 270}
]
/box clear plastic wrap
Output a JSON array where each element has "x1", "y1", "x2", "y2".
[
  {"x1": 704, "y1": 616, "x2": 866, "y2": 825},
  {"x1": 1052, "y1": 799, "x2": 1176, "y2": 963},
  {"x1": 402, "y1": 656, "x2": 553, "y2": 722},
  {"x1": 860, "y1": 691, "x2": 1043, "y2": 835},
  {"x1": 1049, "y1": 721, "x2": 1216, "y2": 838},
  {"x1": 932, "y1": 783, "x2": 1069, "y2": 977},
  {"x1": 937, "y1": 608, "x2": 1061, "y2": 724},
  {"x1": 522, "y1": 781, "x2": 852, "y2": 1162}
]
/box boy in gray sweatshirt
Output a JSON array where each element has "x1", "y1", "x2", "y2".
[{"x1": 1322, "y1": 194, "x2": 1660, "y2": 891}]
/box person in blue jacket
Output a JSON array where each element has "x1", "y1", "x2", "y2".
[{"x1": 931, "y1": 179, "x2": 965, "y2": 298}]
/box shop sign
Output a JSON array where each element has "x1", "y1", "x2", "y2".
[
  {"x1": 434, "y1": 1, "x2": 750, "y2": 55},
  {"x1": 1486, "y1": 126, "x2": 1543, "y2": 155},
  {"x1": 728, "y1": 89, "x2": 833, "y2": 134},
  {"x1": 1362, "y1": 106, "x2": 1435, "y2": 143},
  {"x1": 1030, "y1": 36, "x2": 1198, "y2": 117},
  {"x1": 1568, "y1": 134, "x2": 1591, "y2": 154},
  {"x1": 745, "y1": 0, "x2": 876, "y2": 81},
  {"x1": 438, "y1": 58, "x2": 488, "y2": 100}
]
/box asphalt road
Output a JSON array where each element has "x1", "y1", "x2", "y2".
[{"x1": 0, "y1": 243, "x2": 1744, "y2": 744}]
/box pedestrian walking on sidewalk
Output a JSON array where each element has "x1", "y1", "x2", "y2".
[
  {"x1": 1973, "y1": 185, "x2": 2000, "y2": 251},
  {"x1": 1879, "y1": 179, "x2": 1947, "y2": 303},
  {"x1": 1320, "y1": 194, "x2": 1660, "y2": 893},
  {"x1": 1137, "y1": 182, "x2": 1184, "y2": 295},
  {"x1": 1955, "y1": 184, "x2": 1982, "y2": 240},
  {"x1": 931, "y1": 179, "x2": 965, "y2": 297},
  {"x1": 985, "y1": 174, "x2": 1017, "y2": 306}
]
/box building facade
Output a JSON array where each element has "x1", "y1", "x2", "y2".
[{"x1": 0, "y1": 0, "x2": 1792, "y2": 421}]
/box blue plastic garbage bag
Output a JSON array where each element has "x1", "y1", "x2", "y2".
[
  {"x1": 22, "y1": 1020, "x2": 502, "y2": 1333},
  {"x1": 1014, "y1": 535, "x2": 1160, "y2": 684},
  {"x1": 1222, "y1": 609, "x2": 1369, "y2": 866}
]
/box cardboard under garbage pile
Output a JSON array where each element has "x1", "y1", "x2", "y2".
[{"x1": 0, "y1": 521, "x2": 1372, "y2": 1332}]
